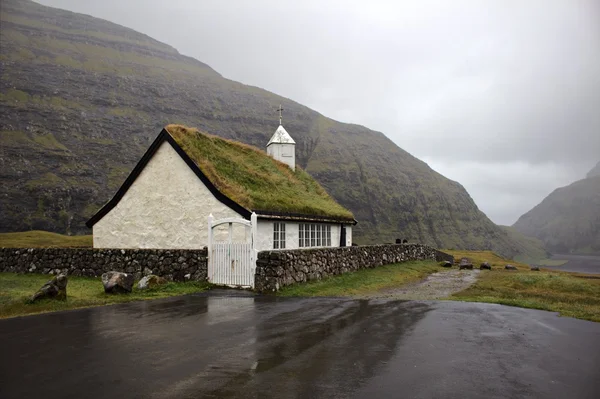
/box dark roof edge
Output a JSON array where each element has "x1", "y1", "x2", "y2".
[
  {"x1": 254, "y1": 210, "x2": 357, "y2": 225},
  {"x1": 86, "y1": 129, "x2": 251, "y2": 228}
]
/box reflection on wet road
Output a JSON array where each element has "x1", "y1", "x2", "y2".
[{"x1": 1, "y1": 292, "x2": 599, "y2": 399}]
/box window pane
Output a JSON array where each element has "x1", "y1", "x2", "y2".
[
  {"x1": 299, "y1": 224, "x2": 304, "y2": 247},
  {"x1": 326, "y1": 225, "x2": 331, "y2": 246},
  {"x1": 305, "y1": 226, "x2": 310, "y2": 247},
  {"x1": 281, "y1": 223, "x2": 286, "y2": 248},
  {"x1": 311, "y1": 224, "x2": 315, "y2": 247},
  {"x1": 316, "y1": 225, "x2": 321, "y2": 246}
]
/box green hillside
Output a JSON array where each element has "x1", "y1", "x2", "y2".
[
  {"x1": 499, "y1": 226, "x2": 549, "y2": 263},
  {"x1": 0, "y1": 230, "x2": 92, "y2": 248},
  {"x1": 0, "y1": 0, "x2": 545, "y2": 259},
  {"x1": 513, "y1": 176, "x2": 600, "y2": 254}
]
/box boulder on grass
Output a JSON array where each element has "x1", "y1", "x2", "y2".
[
  {"x1": 505, "y1": 264, "x2": 517, "y2": 270},
  {"x1": 102, "y1": 271, "x2": 134, "y2": 294},
  {"x1": 31, "y1": 274, "x2": 68, "y2": 302},
  {"x1": 137, "y1": 275, "x2": 167, "y2": 290},
  {"x1": 459, "y1": 258, "x2": 473, "y2": 270},
  {"x1": 530, "y1": 266, "x2": 540, "y2": 271},
  {"x1": 441, "y1": 261, "x2": 453, "y2": 268},
  {"x1": 480, "y1": 262, "x2": 492, "y2": 270}
]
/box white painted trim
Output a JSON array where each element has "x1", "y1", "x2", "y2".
[{"x1": 211, "y1": 217, "x2": 252, "y2": 228}]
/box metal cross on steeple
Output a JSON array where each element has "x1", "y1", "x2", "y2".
[{"x1": 277, "y1": 104, "x2": 284, "y2": 125}]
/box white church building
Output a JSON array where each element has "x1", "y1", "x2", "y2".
[{"x1": 87, "y1": 118, "x2": 356, "y2": 252}]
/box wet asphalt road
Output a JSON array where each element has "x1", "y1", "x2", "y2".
[
  {"x1": 1, "y1": 293, "x2": 599, "y2": 399},
  {"x1": 542, "y1": 254, "x2": 600, "y2": 274}
]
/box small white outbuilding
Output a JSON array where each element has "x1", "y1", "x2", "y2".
[{"x1": 86, "y1": 122, "x2": 356, "y2": 251}]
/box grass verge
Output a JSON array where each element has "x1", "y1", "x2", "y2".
[
  {"x1": 277, "y1": 260, "x2": 441, "y2": 297},
  {"x1": 0, "y1": 230, "x2": 92, "y2": 248},
  {"x1": 0, "y1": 273, "x2": 209, "y2": 319},
  {"x1": 451, "y1": 270, "x2": 600, "y2": 322},
  {"x1": 444, "y1": 250, "x2": 600, "y2": 322}
]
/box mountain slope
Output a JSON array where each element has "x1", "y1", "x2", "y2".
[
  {"x1": 0, "y1": 0, "x2": 544, "y2": 259},
  {"x1": 513, "y1": 176, "x2": 600, "y2": 254},
  {"x1": 587, "y1": 161, "x2": 600, "y2": 178}
]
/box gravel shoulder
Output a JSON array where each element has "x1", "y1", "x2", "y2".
[{"x1": 360, "y1": 269, "x2": 480, "y2": 300}]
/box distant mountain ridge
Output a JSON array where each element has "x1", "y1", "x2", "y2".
[
  {"x1": 587, "y1": 161, "x2": 600, "y2": 178},
  {"x1": 513, "y1": 164, "x2": 600, "y2": 254},
  {"x1": 0, "y1": 0, "x2": 546, "y2": 259}
]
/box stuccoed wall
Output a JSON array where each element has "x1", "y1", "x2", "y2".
[
  {"x1": 93, "y1": 141, "x2": 245, "y2": 249},
  {"x1": 254, "y1": 244, "x2": 454, "y2": 292},
  {"x1": 0, "y1": 248, "x2": 208, "y2": 281}
]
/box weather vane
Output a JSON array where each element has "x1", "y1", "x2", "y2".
[{"x1": 277, "y1": 104, "x2": 284, "y2": 125}]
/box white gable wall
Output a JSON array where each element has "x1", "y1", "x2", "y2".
[{"x1": 93, "y1": 141, "x2": 247, "y2": 249}]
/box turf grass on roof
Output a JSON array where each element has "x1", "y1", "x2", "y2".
[{"x1": 165, "y1": 124, "x2": 354, "y2": 220}]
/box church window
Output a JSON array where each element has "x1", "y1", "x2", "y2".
[
  {"x1": 273, "y1": 222, "x2": 286, "y2": 249},
  {"x1": 299, "y1": 224, "x2": 305, "y2": 247},
  {"x1": 298, "y1": 223, "x2": 332, "y2": 248}
]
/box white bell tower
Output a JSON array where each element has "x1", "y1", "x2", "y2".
[{"x1": 267, "y1": 104, "x2": 296, "y2": 170}]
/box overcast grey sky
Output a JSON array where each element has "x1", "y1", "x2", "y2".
[{"x1": 38, "y1": 0, "x2": 600, "y2": 225}]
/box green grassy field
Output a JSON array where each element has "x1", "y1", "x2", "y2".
[
  {"x1": 0, "y1": 230, "x2": 92, "y2": 248},
  {"x1": 0, "y1": 273, "x2": 209, "y2": 319},
  {"x1": 442, "y1": 250, "x2": 600, "y2": 322},
  {"x1": 278, "y1": 260, "x2": 441, "y2": 297},
  {"x1": 450, "y1": 270, "x2": 600, "y2": 322},
  {"x1": 443, "y1": 249, "x2": 531, "y2": 270}
]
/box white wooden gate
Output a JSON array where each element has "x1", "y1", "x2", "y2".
[{"x1": 207, "y1": 213, "x2": 257, "y2": 288}]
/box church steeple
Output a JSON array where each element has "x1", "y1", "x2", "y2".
[{"x1": 267, "y1": 104, "x2": 296, "y2": 170}]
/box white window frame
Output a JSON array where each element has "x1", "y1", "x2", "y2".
[
  {"x1": 273, "y1": 222, "x2": 286, "y2": 249},
  {"x1": 298, "y1": 223, "x2": 332, "y2": 248},
  {"x1": 304, "y1": 223, "x2": 310, "y2": 248},
  {"x1": 316, "y1": 225, "x2": 321, "y2": 246}
]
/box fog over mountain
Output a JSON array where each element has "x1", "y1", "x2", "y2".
[
  {"x1": 37, "y1": 0, "x2": 600, "y2": 225},
  {"x1": 588, "y1": 162, "x2": 600, "y2": 179}
]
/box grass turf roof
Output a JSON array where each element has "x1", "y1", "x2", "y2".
[{"x1": 165, "y1": 125, "x2": 354, "y2": 221}]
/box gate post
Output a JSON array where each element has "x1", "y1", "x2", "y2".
[
  {"x1": 207, "y1": 213, "x2": 214, "y2": 282},
  {"x1": 250, "y1": 212, "x2": 258, "y2": 285},
  {"x1": 250, "y1": 212, "x2": 257, "y2": 248}
]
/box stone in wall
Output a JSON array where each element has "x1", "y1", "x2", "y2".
[
  {"x1": 255, "y1": 243, "x2": 451, "y2": 292},
  {"x1": 0, "y1": 247, "x2": 208, "y2": 282}
]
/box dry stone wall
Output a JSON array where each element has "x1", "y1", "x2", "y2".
[
  {"x1": 0, "y1": 248, "x2": 208, "y2": 282},
  {"x1": 255, "y1": 244, "x2": 454, "y2": 292},
  {"x1": 1, "y1": 244, "x2": 453, "y2": 291}
]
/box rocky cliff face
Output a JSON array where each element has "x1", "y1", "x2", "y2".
[
  {"x1": 0, "y1": 0, "x2": 545, "y2": 259},
  {"x1": 513, "y1": 175, "x2": 600, "y2": 254}
]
